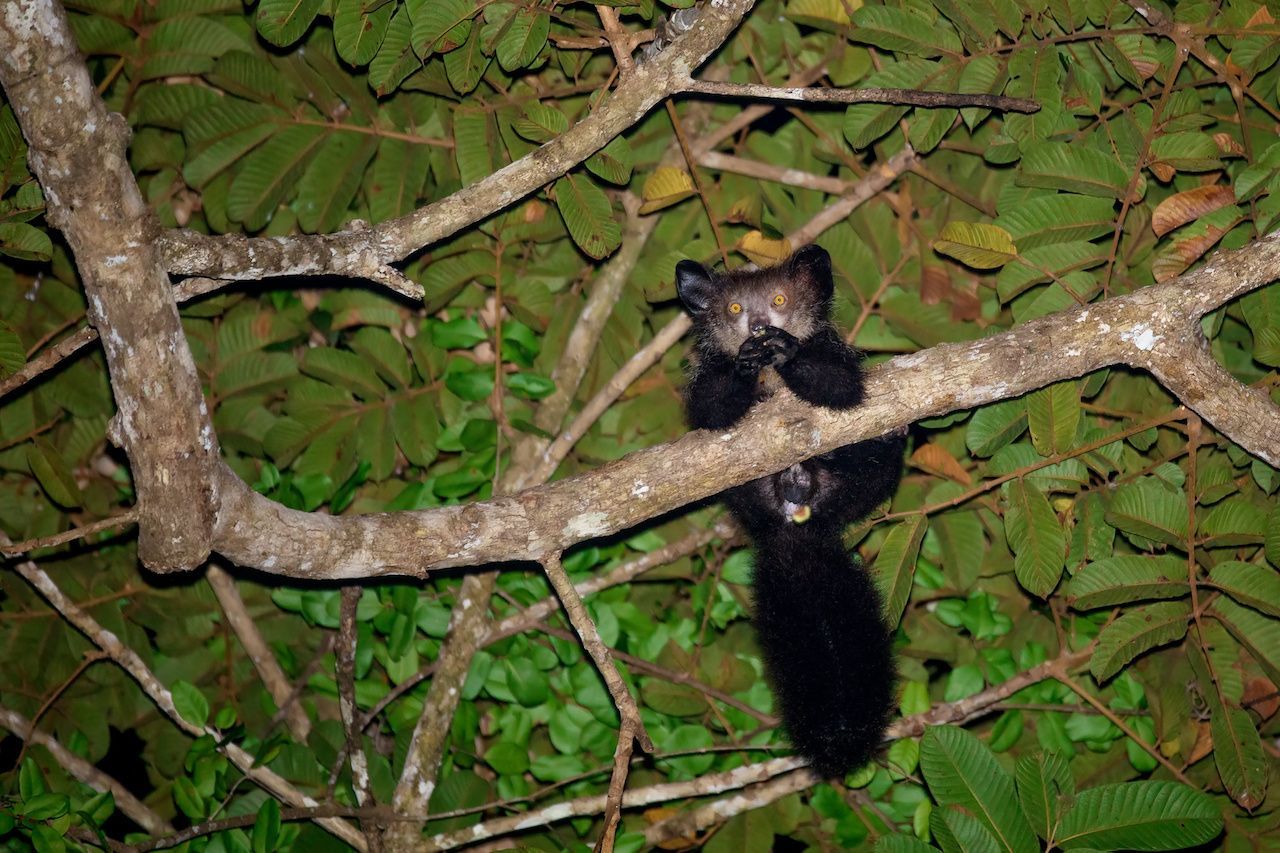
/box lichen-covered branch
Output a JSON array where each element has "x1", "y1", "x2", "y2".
[{"x1": 0, "y1": 0, "x2": 218, "y2": 570}]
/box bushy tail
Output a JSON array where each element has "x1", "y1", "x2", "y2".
[{"x1": 752, "y1": 529, "x2": 895, "y2": 778}]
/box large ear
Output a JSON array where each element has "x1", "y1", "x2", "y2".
[
  {"x1": 675, "y1": 260, "x2": 717, "y2": 314},
  {"x1": 788, "y1": 244, "x2": 834, "y2": 301}
]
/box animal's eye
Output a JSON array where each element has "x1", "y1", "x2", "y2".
[
  {"x1": 728, "y1": 302, "x2": 742, "y2": 314},
  {"x1": 773, "y1": 293, "x2": 787, "y2": 306}
]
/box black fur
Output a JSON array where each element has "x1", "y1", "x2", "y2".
[{"x1": 677, "y1": 245, "x2": 904, "y2": 776}]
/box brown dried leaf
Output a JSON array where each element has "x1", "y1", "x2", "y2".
[
  {"x1": 920, "y1": 265, "x2": 951, "y2": 305},
  {"x1": 911, "y1": 443, "x2": 973, "y2": 484},
  {"x1": 1151, "y1": 185, "x2": 1236, "y2": 237}
]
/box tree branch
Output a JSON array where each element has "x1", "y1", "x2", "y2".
[
  {"x1": 0, "y1": 0, "x2": 218, "y2": 570},
  {"x1": 0, "y1": 704, "x2": 174, "y2": 836},
  {"x1": 206, "y1": 564, "x2": 311, "y2": 743}
]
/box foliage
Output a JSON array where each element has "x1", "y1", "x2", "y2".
[{"x1": 1, "y1": 0, "x2": 1280, "y2": 850}]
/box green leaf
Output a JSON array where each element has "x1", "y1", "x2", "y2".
[
  {"x1": 0, "y1": 222, "x2": 52, "y2": 262},
  {"x1": 301, "y1": 347, "x2": 388, "y2": 401},
  {"x1": 454, "y1": 109, "x2": 497, "y2": 186},
  {"x1": 1017, "y1": 142, "x2": 1128, "y2": 198},
  {"x1": 0, "y1": 322, "x2": 26, "y2": 376},
  {"x1": 431, "y1": 316, "x2": 488, "y2": 349},
  {"x1": 295, "y1": 131, "x2": 376, "y2": 233},
  {"x1": 965, "y1": 398, "x2": 1027, "y2": 457},
  {"x1": 256, "y1": 0, "x2": 323, "y2": 46},
  {"x1": 1198, "y1": 498, "x2": 1267, "y2": 546},
  {"x1": 21, "y1": 791, "x2": 69, "y2": 821},
  {"x1": 26, "y1": 438, "x2": 83, "y2": 508},
  {"x1": 507, "y1": 372, "x2": 555, "y2": 399},
  {"x1": 1015, "y1": 751, "x2": 1072, "y2": 841},
  {"x1": 874, "y1": 516, "x2": 928, "y2": 627},
  {"x1": 850, "y1": 6, "x2": 962, "y2": 56},
  {"x1": 410, "y1": 0, "x2": 474, "y2": 55},
  {"x1": 586, "y1": 135, "x2": 634, "y2": 185},
  {"x1": 844, "y1": 59, "x2": 934, "y2": 149},
  {"x1": 1104, "y1": 480, "x2": 1188, "y2": 547},
  {"x1": 876, "y1": 835, "x2": 938, "y2": 853},
  {"x1": 1055, "y1": 781, "x2": 1222, "y2": 849},
  {"x1": 213, "y1": 352, "x2": 298, "y2": 398},
  {"x1": 172, "y1": 680, "x2": 210, "y2": 728},
  {"x1": 349, "y1": 327, "x2": 413, "y2": 389},
  {"x1": 504, "y1": 657, "x2": 550, "y2": 707},
  {"x1": 252, "y1": 798, "x2": 281, "y2": 853},
  {"x1": 1149, "y1": 132, "x2": 1221, "y2": 175},
  {"x1": 513, "y1": 102, "x2": 569, "y2": 143},
  {"x1": 932, "y1": 222, "x2": 1017, "y2": 269},
  {"x1": 932, "y1": 805, "x2": 1002, "y2": 853},
  {"x1": 1090, "y1": 601, "x2": 1190, "y2": 682},
  {"x1": 1211, "y1": 706, "x2": 1268, "y2": 810},
  {"x1": 334, "y1": 0, "x2": 394, "y2": 65},
  {"x1": 444, "y1": 23, "x2": 490, "y2": 94},
  {"x1": 1209, "y1": 561, "x2": 1280, "y2": 617},
  {"x1": 996, "y1": 242, "x2": 1108, "y2": 303},
  {"x1": 1026, "y1": 381, "x2": 1079, "y2": 456},
  {"x1": 994, "y1": 195, "x2": 1118, "y2": 250},
  {"x1": 496, "y1": 6, "x2": 548, "y2": 71},
  {"x1": 1266, "y1": 503, "x2": 1280, "y2": 567},
  {"x1": 227, "y1": 124, "x2": 328, "y2": 231},
  {"x1": 1064, "y1": 556, "x2": 1189, "y2": 610},
  {"x1": 369, "y1": 136, "x2": 431, "y2": 222},
  {"x1": 368, "y1": 7, "x2": 419, "y2": 95},
  {"x1": 1004, "y1": 479, "x2": 1065, "y2": 598},
  {"x1": 183, "y1": 102, "x2": 280, "y2": 189},
  {"x1": 1211, "y1": 597, "x2": 1280, "y2": 684},
  {"x1": 554, "y1": 173, "x2": 621, "y2": 260},
  {"x1": 919, "y1": 727, "x2": 1038, "y2": 853},
  {"x1": 485, "y1": 740, "x2": 531, "y2": 775}
]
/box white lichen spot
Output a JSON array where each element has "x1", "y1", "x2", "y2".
[
  {"x1": 461, "y1": 598, "x2": 472, "y2": 609},
  {"x1": 103, "y1": 254, "x2": 127, "y2": 267},
  {"x1": 1098, "y1": 322, "x2": 1111, "y2": 334},
  {"x1": 631, "y1": 480, "x2": 651, "y2": 499},
  {"x1": 1122, "y1": 324, "x2": 1160, "y2": 351},
  {"x1": 719, "y1": 432, "x2": 734, "y2": 441},
  {"x1": 417, "y1": 780, "x2": 434, "y2": 801},
  {"x1": 564, "y1": 510, "x2": 609, "y2": 539},
  {"x1": 262, "y1": 555, "x2": 277, "y2": 569},
  {"x1": 1064, "y1": 347, "x2": 1081, "y2": 357},
  {"x1": 300, "y1": 561, "x2": 312, "y2": 572},
  {"x1": 448, "y1": 687, "x2": 457, "y2": 696},
  {"x1": 895, "y1": 351, "x2": 927, "y2": 368},
  {"x1": 83, "y1": 120, "x2": 96, "y2": 133},
  {"x1": 1075, "y1": 310, "x2": 1089, "y2": 323},
  {"x1": 53, "y1": 96, "x2": 62, "y2": 105}
]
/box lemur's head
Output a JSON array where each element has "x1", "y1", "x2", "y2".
[{"x1": 676, "y1": 245, "x2": 834, "y2": 354}]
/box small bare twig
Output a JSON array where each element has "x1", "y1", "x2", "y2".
[
  {"x1": 683, "y1": 79, "x2": 1041, "y2": 112},
  {"x1": 206, "y1": 564, "x2": 311, "y2": 743},
  {"x1": 0, "y1": 510, "x2": 138, "y2": 557}
]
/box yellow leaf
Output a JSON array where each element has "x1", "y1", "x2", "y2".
[
  {"x1": 786, "y1": 0, "x2": 856, "y2": 31},
  {"x1": 738, "y1": 231, "x2": 791, "y2": 267},
  {"x1": 932, "y1": 221, "x2": 1017, "y2": 269},
  {"x1": 638, "y1": 166, "x2": 696, "y2": 214}
]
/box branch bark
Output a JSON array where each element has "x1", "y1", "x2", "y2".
[
  {"x1": 204, "y1": 229, "x2": 1280, "y2": 582},
  {"x1": 0, "y1": 0, "x2": 218, "y2": 570}
]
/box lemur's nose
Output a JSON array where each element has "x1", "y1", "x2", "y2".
[{"x1": 750, "y1": 321, "x2": 768, "y2": 336}]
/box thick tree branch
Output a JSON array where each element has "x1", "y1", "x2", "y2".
[
  {"x1": 0, "y1": 0, "x2": 218, "y2": 570},
  {"x1": 205, "y1": 230, "x2": 1280, "y2": 581}
]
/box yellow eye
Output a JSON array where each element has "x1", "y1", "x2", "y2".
[
  {"x1": 773, "y1": 293, "x2": 787, "y2": 306},
  {"x1": 728, "y1": 302, "x2": 742, "y2": 314}
]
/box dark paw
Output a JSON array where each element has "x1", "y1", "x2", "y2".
[
  {"x1": 735, "y1": 335, "x2": 774, "y2": 375},
  {"x1": 760, "y1": 329, "x2": 799, "y2": 365}
]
